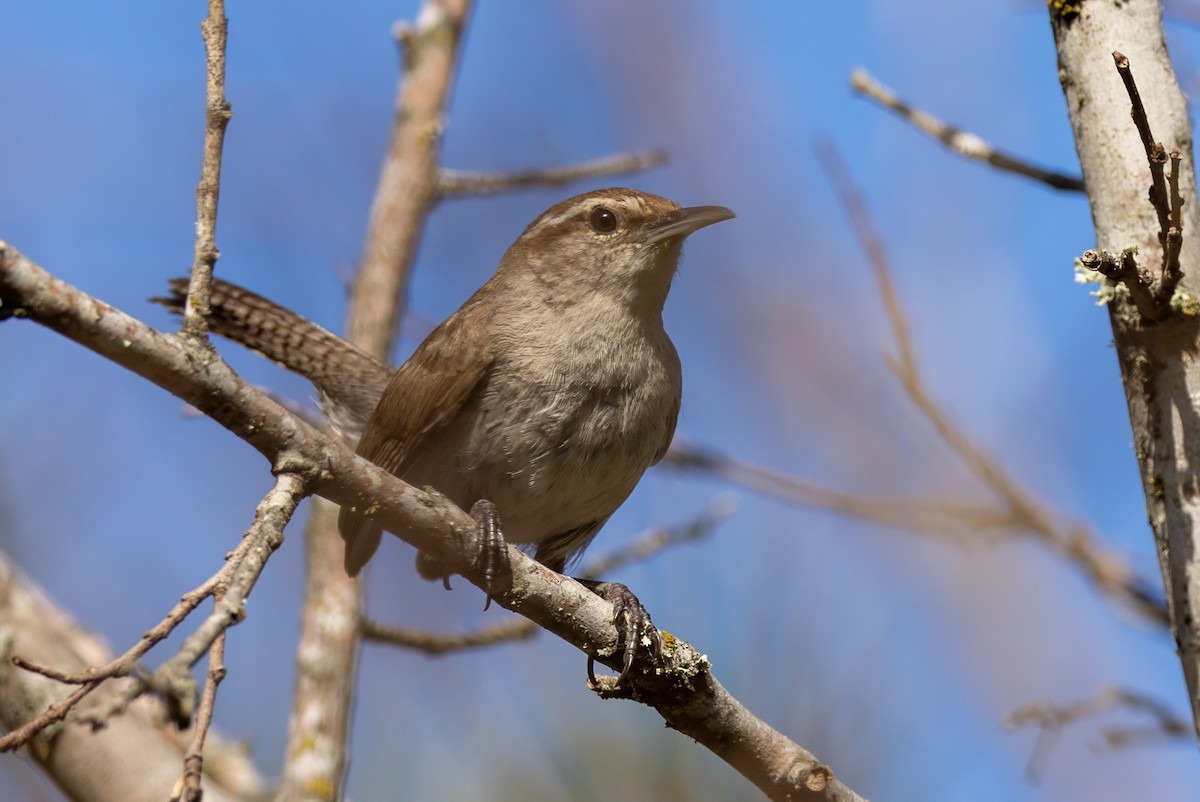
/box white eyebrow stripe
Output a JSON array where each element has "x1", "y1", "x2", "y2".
[
  {"x1": 523, "y1": 205, "x2": 582, "y2": 239},
  {"x1": 521, "y1": 196, "x2": 653, "y2": 241}
]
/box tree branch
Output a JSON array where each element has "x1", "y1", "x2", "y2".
[
  {"x1": 437, "y1": 150, "x2": 668, "y2": 198},
  {"x1": 1079, "y1": 247, "x2": 1162, "y2": 321},
  {"x1": 810, "y1": 140, "x2": 1169, "y2": 627},
  {"x1": 280, "y1": 3, "x2": 474, "y2": 797},
  {"x1": 1006, "y1": 686, "x2": 1189, "y2": 781},
  {"x1": 0, "y1": 243, "x2": 867, "y2": 802},
  {"x1": 347, "y1": 0, "x2": 473, "y2": 355},
  {"x1": 181, "y1": 0, "x2": 232, "y2": 340},
  {"x1": 1052, "y1": 3, "x2": 1200, "y2": 742},
  {"x1": 0, "y1": 471, "x2": 302, "y2": 763},
  {"x1": 0, "y1": 550, "x2": 266, "y2": 802},
  {"x1": 850, "y1": 68, "x2": 1084, "y2": 192}
]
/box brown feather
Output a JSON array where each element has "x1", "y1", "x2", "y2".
[{"x1": 338, "y1": 297, "x2": 495, "y2": 575}]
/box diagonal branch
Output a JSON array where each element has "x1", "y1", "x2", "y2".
[
  {"x1": 0, "y1": 472, "x2": 303, "y2": 755},
  {"x1": 813, "y1": 140, "x2": 1168, "y2": 627},
  {"x1": 0, "y1": 550, "x2": 267, "y2": 802},
  {"x1": 850, "y1": 68, "x2": 1084, "y2": 192},
  {"x1": 0, "y1": 243, "x2": 866, "y2": 802}
]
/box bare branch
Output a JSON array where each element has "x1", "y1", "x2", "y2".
[
  {"x1": 0, "y1": 244, "x2": 866, "y2": 802},
  {"x1": 1, "y1": 492, "x2": 266, "y2": 701},
  {"x1": 850, "y1": 68, "x2": 1084, "y2": 192},
  {"x1": 363, "y1": 616, "x2": 538, "y2": 653},
  {"x1": 277, "y1": 499, "x2": 361, "y2": 802},
  {"x1": 0, "y1": 552, "x2": 266, "y2": 801},
  {"x1": 1070, "y1": 56, "x2": 1191, "y2": 322},
  {"x1": 181, "y1": 0, "x2": 232, "y2": 340},
  {"x1": 577, "y1": 495, "x2": 734, "y2": 579},
  {"x1": 280, "y1": 3, "x2": 475, "y2": 799},
  {"x1": 0, "y1": 471, "x2": 303, "y2": 752},
  {"x1": 347, "y1": 0, "x2": 473, "y2": 357},
  {"x1": 180, "y1": 631, "x2": 226, "y2": 802},
  {"x1": 813, "y1": 142, "x2": 1168, "y2": 627},
  {"x1": 1054, "y1": 4, "x2": 1200, "y2": 741},
  {"x1": 1079, "y1": 247, "x2": 1162, "y2": 320},
  {"x1": 1113, "y1": 52, "x2": 1174, "y2": 247},
  {"x1": 1161, "y1": 147, "x2": 1186, "y2": 299},
  {"x1": 814, "y1": 138, "x2": 917, "y2": 379},
  {"x1": 437, "y1": 150, "x2": 668, "y2": 198},
  {"x1": 666, "y1": 441, "x2": 1031, "y2": 538},
  {"x1": 1112, "y1": 50, "x2": 1191, "y2": 308},
  {"x1": 1006, "y1": 687, "x2": 1190, "y2": 781}
]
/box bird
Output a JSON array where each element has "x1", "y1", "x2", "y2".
[{"x1": 158, "y1": 187, "x2": 733, "y2": 682}]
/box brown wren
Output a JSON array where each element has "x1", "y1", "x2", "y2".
[{"x1": 158, "y1": 188, "x2": 734, "y2": 682}]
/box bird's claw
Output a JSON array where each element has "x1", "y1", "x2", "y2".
[
  {"x1": 470, "y1": 499, "x2": 509, "y2": 610},
  {"x1": 582, "y1": 580, "x2": 661, "y2": 686},
  {"x1": 414, "y1": 498, "x2": 509, "y2": 608}
]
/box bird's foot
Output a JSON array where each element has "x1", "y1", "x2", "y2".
[
  {"x1": 470, "y1": 499, "x2": 509, "y2": 609},
  {"x1": 580, "y1": 579, "x2": 662, "y2": 687},
  {"x1": 415, "y1": 498, "x2": 510, "y2": 609}
]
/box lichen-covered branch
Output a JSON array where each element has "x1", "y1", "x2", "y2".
[
  {"x1": 0, "y1": 243, "x2": 867, "y2": 802},
  {"x1": 1051, "y1": 2, "x2": 1200, "y2": 741}
]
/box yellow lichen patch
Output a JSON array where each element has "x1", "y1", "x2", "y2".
[
  {"x1": 1048, "y1": 0, "x2": 1082, "y2": 21},
  {"x1": 1170, "y1": 288, "x2": 1200, "y2": 316}
]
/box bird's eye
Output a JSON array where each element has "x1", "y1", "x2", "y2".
[{"x1": 588, "y1": 206, "x2": 618, "y2": 234}]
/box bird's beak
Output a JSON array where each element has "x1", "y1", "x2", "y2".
[{"x1": 644, "y1": 205, "x2": 735, "y2": 244}]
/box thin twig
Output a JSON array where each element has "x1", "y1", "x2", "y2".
[
  {"x1": 182, "y1": 0, "x2": 232, "y2": 340},
  {"x1": 0, "y1": 682, "x2": 99, "y2": 753},
  {"x1": 1, "y1": 568, "x2": 224, "y2": 749},
  {"x1": 181, "y1": 631, "x2": 227, "y2": 802},
  {"x1": 0, "y1": 472, "x2": 303, "y2": 752},
  {"x1": 850, "y1": 68, "x2": 1084, "y2": 192},
  {"x1": 1006, "y1": 687, "x2": 1190, "y2": 781},
  {"x1": 666, "y1": 441, "x2": 1030, "y2": 538},
  {"x1": 437, "y1": 150, "x2": 668, "y2": 198},
  {"x1": 1160, "y1": 148, "x2": 1186, "y2": 299},
  {"x1": 1113, "y1": 52, "x2": 1173, "y2": 249},
  {"x1": 577, "y1": 495, "x2": 735, "y2": 579},
  {"x1": 1079, "y1": 248, "x2": 1162, "y2": 320},
  {"x1": 363, "y1": 616, "x2": 538, "y2": 653},
  {"x1": 812, "y1": 141, "x2": 1169, "y2": 626},
  {"x1": 5, "y1": 504, "x2": 263, "y2": 691},
  {"x1": 814, "y1": 138, "x2": 915, "y2": 379}
]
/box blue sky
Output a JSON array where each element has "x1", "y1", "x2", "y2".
[{"x1": 3, "y1": 2, "x2": 1199, "y2": 800}]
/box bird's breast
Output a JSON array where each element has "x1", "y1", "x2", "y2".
[{"x1": 439, "y1": 322, "x2": 681, "y2": 544}]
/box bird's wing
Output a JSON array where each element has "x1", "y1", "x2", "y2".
[{"x1": 337, "y1": 302, "x2": 494, "y2": 575}]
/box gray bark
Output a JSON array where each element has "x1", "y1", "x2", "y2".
[{"x1": 1052, "y1": 0, "x2": 1200, "y2": 740}]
